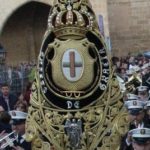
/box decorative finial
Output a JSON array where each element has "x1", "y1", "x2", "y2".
[{"x1": 66, "y1": 0, "x2": 73, "y2": 10}]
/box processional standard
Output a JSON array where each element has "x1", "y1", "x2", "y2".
[{"x1": 25, "y1": 0, "x2": 129, "y2": 149}]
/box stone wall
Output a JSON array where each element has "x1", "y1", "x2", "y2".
[
  {"x1": 1, "y1": 0, "x2": 150, "y2": 62},
  {"x1": 108, "y1": 0, "x2": 150, "y2": 56},
  {"x1": 0, "y1": 0, "x2": 52, "y2": 33},
  {"x1": 91, "y1": 0, "x2": 110, "y2": 38}
]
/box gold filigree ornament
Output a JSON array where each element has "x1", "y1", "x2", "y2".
[{"x1": 25, "y1": 0, "x2": 129, "y2": 149}]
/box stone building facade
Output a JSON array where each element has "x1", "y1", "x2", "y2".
[
  {"x1": 0, "y1": 0, "x2": 52, "y2": 64},
  {"x1": 0, "y1": 0, "x2": 109, "y2": 64},
  {"x1": 108, "y1": 0, "x2": 150, "y2": 56},
  {"x1": 0, "y1": 0, "x2": 150, "y2": 64}
]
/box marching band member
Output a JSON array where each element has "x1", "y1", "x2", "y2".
[
  {"x1": 120, "y1": 100, "x2": 150, "y2": 150},
  {"x1": 137, "y1": 86, "x2": 149, "y2": 101},
  {"x1": 130, "y1": 128, "x2": 150, "y2": 150},
  {"x1": 124, "y1": 100, "x2": 149, "y2": 130},
  {"x1": 9, "y1": 110, "x2": 31, "y2": 150}
]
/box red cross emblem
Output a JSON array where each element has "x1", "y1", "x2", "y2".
[{"x1": 62, "y1": 49, "x2": 83, "y2": 81}]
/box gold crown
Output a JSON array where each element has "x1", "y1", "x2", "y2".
[{"x1": 48, "y1": 0, "x2": 97, "y2": 39}]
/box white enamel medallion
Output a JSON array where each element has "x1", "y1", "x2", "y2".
[{"x1": 62, "y1": 49, "x2": 84, "y2": 82}]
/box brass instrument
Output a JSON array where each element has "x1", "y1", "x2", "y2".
[
  {"x1": 125, "y1": 73, "x2": 142, "y2": 93},
  {"x1": 25, "y1": 0, "x2": 129, "y2": 149},
  {"x1": 116, "y1": 75, "x2": 126, "y2": 93},
  {"x1": 0, "y1": 131, "x2": 17, "y2": 149},
  {"x1": 125, "y1": 62, "x2": 150, "y2": 93}
]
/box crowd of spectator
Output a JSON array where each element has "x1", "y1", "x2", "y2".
[
  {"x1": 0, "y1": 62, "x2": 35, "y2": 149},
  {"x1": 0, "y1": 61, "x2": 36, "y2": 97},
  {"x1": 112, "y1": 53, "x2": 150, "y2": 86},
  {"x1": 112, "y1": 53, "x2": 150, "y2": 150}
]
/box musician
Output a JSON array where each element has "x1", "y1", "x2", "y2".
[
  {"x1": 9, "y1": 110, "x2": 31, "y2": 150},
  {"x1": 137, "y1": 86, "x2": 149, "y2": 101},
  {"x1": 130, "y1": 128, "x2": 150, "y2": 150},
  {"x1": 120, "y1": 100, "x2": 150, "y2": 150}
]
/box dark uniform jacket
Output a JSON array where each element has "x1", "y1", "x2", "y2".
[
  {"x1": 0, "y1": 94, "x2": 17, "y2": 111},
  {"x1": 15, "y1": 135, "x2": 31, "y2": 150},
  {"x1": 1, "y1": 134, "x2": 31, "y2": 150}
]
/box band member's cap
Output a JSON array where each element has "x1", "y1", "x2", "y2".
[
  {"x1": 124, "y1": 100, "x2": 145, "y2": 115},
  {"x1": 146, "y1": 101, "x2": 150, "y2": 108},
  {"x1": 126, "y1": 93, "x2": 139, "y2": 101},
  {"x1": 124, "y1": 100, "x2": 145, "y2": 109},
  {"x1": 130, "y1": 128, "x2": 150, "y2": 144},
  {"x1": 9, "y1": 111, "x2": 27, "y2": 119},
  {"x1": 9, "y1": 110, "x2": 27, "y2": 125},
  {"x1": 137, "y1": 86, "x2": 148, "y2": 92}
]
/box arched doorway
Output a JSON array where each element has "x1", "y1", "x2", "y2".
[{"x1": 0, "y1": 2, "x2": 51, "y2": 65}]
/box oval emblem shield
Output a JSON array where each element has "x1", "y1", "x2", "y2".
[{"x1": 62, "y1": 49, "x2": 84, "y2": 82}]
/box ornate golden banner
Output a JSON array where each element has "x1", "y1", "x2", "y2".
[{"x1": 25, "y1": 0, "x2": 128, "y2": 149}]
